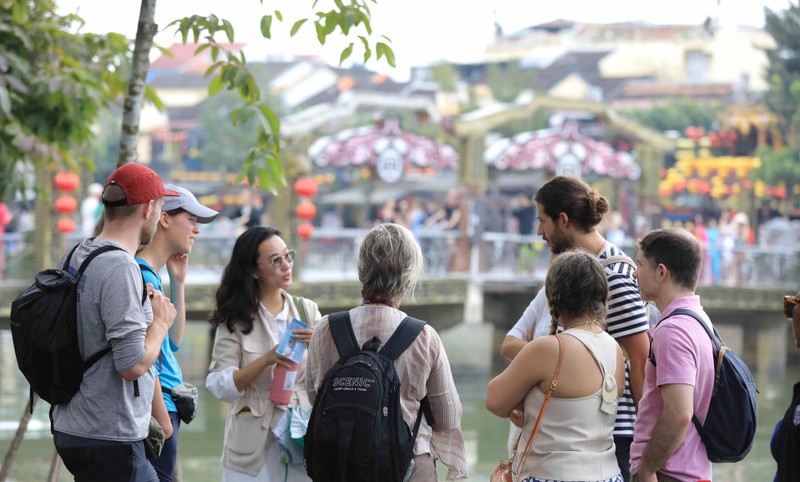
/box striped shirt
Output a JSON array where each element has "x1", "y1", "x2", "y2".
[
  {"x1": 598, "y1": 242, "x2": 649, "y2": 437},
  {"x1": 306, "y1": 305, "x2": 468, "y2": 480}
]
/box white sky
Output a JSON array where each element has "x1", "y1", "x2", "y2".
[{"x1": 58, "y1": 0, "x2": 792, "y2": 75}]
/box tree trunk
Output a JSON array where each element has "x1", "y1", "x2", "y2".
[
  {"x1": 117, "y1": 0, "x2": 158, "y2": 167},
  {"x1": 46, "y1": 449, "x2": 61, "y2": 482},
  {"x1": 0, "y1": 396, "x2": 37, "y2": 482},
  {"x1": 33, "y1": 158, "x2": 52, "y2": 272}
]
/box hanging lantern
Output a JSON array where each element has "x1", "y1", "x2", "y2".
[
  {"x1": 54, "y1": 171, "x2": 80, "y2": 192},
  {"x1": 293, "y1": 178, "x2": 318, "y2": 198},
  {"x1": 56, "y1": 217, "x2": 76, "y2": 233},
  {"x1": 296, "y1": 200, "x2": 317, "y2": 220},
  {"x1": 54, "y1": 195, "x2": 78, "y2": 214},
  {"x1": 297, "y1": 223, "x2": 314, "y2": 240}
]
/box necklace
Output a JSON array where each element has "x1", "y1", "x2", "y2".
[
  {"x1": 569, "y1": 318, "x2": 602, "y2": 329},
  {"x1": 362, "y1": 298, "x2": 398, "y2": 309}
]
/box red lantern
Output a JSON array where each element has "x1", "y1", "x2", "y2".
[
  {"x1": 54, "y1": 172, "x2": 80, "y2": 192},
  {"x1": 56, "y1": 217, "x2": 76, "y2": 233},
  {"x1": 296, "y1": 200, "x2": 317, "y2": 220},
  {"x1": 54, "y1": 195, "x2": 78, "y2": 214},
  {"x1": 297, "y1": 223, "x2": 314, "y2": 239},
  {"x1": 293, "y1": 178, "x2": 318, "y2": 198}
]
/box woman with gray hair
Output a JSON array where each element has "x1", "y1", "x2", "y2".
[
  {"x1": 305, "y1": 223, "x2": 468, "y2": 480},
  {"x1": 486, "y1": 250, "x2": 625, "y2": 482}
]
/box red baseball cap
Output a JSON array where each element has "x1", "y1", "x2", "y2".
[{"x1": 103, "y1": 163, "x2": 179, "y2": 206}]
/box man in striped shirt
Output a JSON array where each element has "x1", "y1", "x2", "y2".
[{"x1": 534, "y1": 176, "x2": 650, "y2": 482}]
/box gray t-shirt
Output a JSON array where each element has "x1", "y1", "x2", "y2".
[{"x1": 52, "y1": 238, "x2": 154, "y2": 442}]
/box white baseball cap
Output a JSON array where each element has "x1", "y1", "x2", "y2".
[{"x1": 161, "y1": 184, "x2": 219, "y2": 224}]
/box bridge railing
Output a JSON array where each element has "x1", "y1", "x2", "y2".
[{"x1": 0, "y1": 230, "x2": 797, "y2": 289}]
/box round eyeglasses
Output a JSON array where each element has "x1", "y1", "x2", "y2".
[{"x1": 265, "y1": 249, "x2": 296, "y2": 269}]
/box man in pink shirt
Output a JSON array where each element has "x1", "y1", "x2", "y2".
[{"x1": 630, "y1": 228, "x2": 715, "y2": 482}]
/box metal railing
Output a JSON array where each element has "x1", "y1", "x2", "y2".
[{"x1": 0, "y1": 230, "x2": 797, "y2": 289}]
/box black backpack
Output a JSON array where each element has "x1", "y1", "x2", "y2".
[
  {"x1": 773, "y1": 381, "x2": 800, "y2": 482},
  {"x1": 10, "y1": 244, "x2": 142, "y2": 407},
  {"x1": 654, "y1": 308, "x2": 758, "y2": 463},
  {"x1": 304, "y1": 311, "x2": 434, "y2": 482}
]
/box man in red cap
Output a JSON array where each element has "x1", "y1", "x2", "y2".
[{"x1": 52, "y1": 163, "x2": 179, "y2": 481}]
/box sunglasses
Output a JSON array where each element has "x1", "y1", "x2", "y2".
[{"x1": 263, "y1": 249, "x2": 296, "y2": 269}]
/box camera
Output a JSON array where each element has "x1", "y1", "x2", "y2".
[{"x1": 784, "y1": 295, "x2": 798, "y2": 319}]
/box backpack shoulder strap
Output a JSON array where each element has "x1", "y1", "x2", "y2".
[
  {"x1": 62, "y1": 243, "x2": 81, "y2": 271},
  {"x1": 666, "y1": 308, "x2": 722, "y2": 349},
  {"x1": 601, "y1": 254, "x2": 636, "y2": 270},
  {"x1": 378, "y1": 316, "x2": 435, "y2": 431},
  {"x1": 379, "y1": 316, "x2": 426, "y2": 361},
  {"x1": 76, "y1": 245, "x2": 124, "y2": 277},
  {"x1": 291, "y1": 295, "x2": 309, "y2": 325},
  {"x1": 329, "y1": 311, "x2": 359, "y2": 358}
]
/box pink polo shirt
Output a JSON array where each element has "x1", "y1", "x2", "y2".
[{"x1": 630, "y1": 295, "x2": 715, "y2": 481}]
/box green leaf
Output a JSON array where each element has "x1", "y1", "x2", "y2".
[
  {"x1": 257, "y1": 166, "x2": 273, "y2": 192},
  {"x1": 0, "y1": 85, "x2": 9, "y2": 115},
  {"x1": 222, "y1": 19, "x2": 235, "y2": 42},
  {"x1": 144, "y1": 85, "x2": 165, "y2": 111},
  {"x1": 339, "y1": 43, "x2": 354, "y2": 65},
  {"x1": 377, "y1": 42, "x2": 395, "y2": 67},
  {"x1": 258, "y1": 104, "x2": 281, "y2": 137},
  {"x1": 275, "y1": 10, "x2": 283, "y2": 22},
  {"x1": 208, "y1": 75, "x2": 225, "y2": 96},
  {"x1": 260, "y1": 15, "x2": 273, "y2": 39},
  {"x1": 234, "y1": 105, "x2": 257, "y2": 126},
  {"x1": 315, "y1": 21, "x2": 326, "y2": 45},
  {"x1": 290, "y1": 19, "x2": 308, "y2": 36}
]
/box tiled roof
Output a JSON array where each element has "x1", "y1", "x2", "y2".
[
  {"x1": 617, "y1": 82, "x2": 733, "y2": 99},
  {"x1": 150, "y1": 43, "x2": 245, "y2": 73}
]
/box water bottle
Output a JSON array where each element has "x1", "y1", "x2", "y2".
[{"x1": 269, "y1": 360, "x2": 299, "y2": 405}]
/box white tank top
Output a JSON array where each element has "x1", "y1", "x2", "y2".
[{"x1": 515, "y1": 329, "x2": 621, "y2": 481}]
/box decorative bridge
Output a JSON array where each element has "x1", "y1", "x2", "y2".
[{"x1": 0, "y1": 229, "x2": 795, "y2": 395}]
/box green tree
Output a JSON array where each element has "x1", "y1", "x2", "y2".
[
  {"x1": 763, "y1": 3, "x2": 800, "y2": 144},
  {"x1": 430, "y1": 62, "x2": 458, "y2": 92},
  {"x1": 486, "y1": 62, "x2": 536, "y2": 103},
  {"x1": 196, "y1": 91, "x2": 262, "y2": 172},
  {"x1": 622, "y1": 97, "x2": 723, "y2": 133},
  {"x1": 0, "y1": 0, "x2": 129, "y2": 200}
]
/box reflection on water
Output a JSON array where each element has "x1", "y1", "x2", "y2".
[{"x1": 0, "y1": 324, "x2": 796, "y2": 481}]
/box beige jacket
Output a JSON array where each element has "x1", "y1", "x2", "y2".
[{"x1": 208, "y1": 291, "x2": 321, "y2": 476}]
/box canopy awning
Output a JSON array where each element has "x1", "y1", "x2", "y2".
[{"x1": 484, "y1": 121, "x2": 641, "y2": 181}]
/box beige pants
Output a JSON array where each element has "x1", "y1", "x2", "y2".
[{"x1": 409, "y1": 454, "x2": 436, "y2": 482}]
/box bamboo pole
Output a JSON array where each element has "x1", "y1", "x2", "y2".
[{"x1": 0, "y1": 395, "x2": 37, "y2": 482}]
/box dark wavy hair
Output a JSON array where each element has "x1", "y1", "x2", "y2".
[
  {"x1": 534, "y1": 176, "x2": 610, "y2": 233},
  {"x1": 209, "y1": 226, "x2": 281, "y2": 334}
]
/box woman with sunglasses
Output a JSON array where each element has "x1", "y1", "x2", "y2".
[{"x1": 206, "y1": 226, "x2": 321, "y2": 481}]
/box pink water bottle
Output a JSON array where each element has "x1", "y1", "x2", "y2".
[{"x1": 269, "y1": 361, "x2": 298, "y2": 405}]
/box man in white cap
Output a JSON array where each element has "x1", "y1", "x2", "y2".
[{"x1": 135, "y1": 184, "x2": 219, "y2": 482}]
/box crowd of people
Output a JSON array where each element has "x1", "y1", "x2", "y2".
[{"x1": 44, "y1": 165, "x2": 794, "y2": 482}]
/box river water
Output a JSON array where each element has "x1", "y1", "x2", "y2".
[{"x1": 0, "y1": 322, "x2": 796, "y2": 481}]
